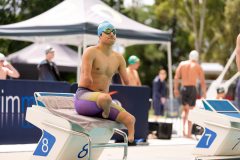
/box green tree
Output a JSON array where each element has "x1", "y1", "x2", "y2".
[
  {"x1": 0, "y1": 1, "x2": 78, "y2": 83},
  {"x1": 101, "y1": 1, "x2": 166, "y2": 86},
  {"x1": 201, "y1": 0, "x2": 240, "y2": 79},
  {"x1": 101, "y1": 0, "x2": 124, "y2": 12},
  {"x1": 221, "y1": 0, "x2": 240, "y2": 77},
  {"x1": 154, "y1": 0, "x2": 240, "y2": 81},
  {"x1": 121, "y1": 2, "x2": 193, "y2": 88},
  {"x1": 121, "y1": 4, "x2": 174, "y2": 87},
  {"x1": 0, "y1": 0, "x2": 64, "y2": 56},
  {"x1": 155, "y1": 0, "x2": 226, "y2": 63}
]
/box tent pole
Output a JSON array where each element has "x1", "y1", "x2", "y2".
[
  {"x1": 77, "y1": 35, "x2": 87, "y2": 83},
  {"x1": 76, "y1": 34, "x2": 87, "y2": 82},
  {"x1": 77, "y1": 43, "x2": 82, "y2": 82},
  {"x1": 83, "y1": 34, "x2": 87, "y2": 53},
  {"x1": 167, "y1": 42, "x2": 173, "y2": 99}
]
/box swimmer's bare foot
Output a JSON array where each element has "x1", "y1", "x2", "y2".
[
  {"x1": 102, "y1": 111, "x2": 109, "y2": 118},
  {"x1": 186, "y1": 135, "x2": 194, "y2": 139}
]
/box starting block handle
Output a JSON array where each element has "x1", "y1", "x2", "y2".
[
  {"x1": 204, "y1": 121, "x2": 240, "y2": 132},
  {"x1": 92, "y1": 143, "x2": 127, "y2": 147},
  {"x1": 91, "y1": 129, "x2": 127, "y2": 160},
  {"x1": 41, "y1": 122, "x2": 128, "y2": 160},
  {"x1": 113, "y1": 128, "x2": 128, "y2": 160}
]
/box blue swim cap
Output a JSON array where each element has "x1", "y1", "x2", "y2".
[
  {"x1": 98, "y1": 21, "x2": 115, "y2": 37},
  {"x1": 128, "y1": 55, "x2": 140, "y2": 65}
]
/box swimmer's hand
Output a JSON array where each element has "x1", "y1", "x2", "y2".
[
  {"x1": 84, "y1": 76, "x2": 93, "y2": 84},
  {"x1": 161, "y1": 97, "x2": 166, "y2": 104},
  {"x1": 174, "y1": 89, "x2": 180, "y2": 97},
  {"x1": 3, "y1": 61, "x2": 10, "y2": 68}
]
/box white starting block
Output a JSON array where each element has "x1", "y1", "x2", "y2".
[
  {"x1": 189, "y1": 99, "x2": 240, "y2": 159},
  {"x1": 26, "y1": 92, "x2": 128, "y2": 160}
]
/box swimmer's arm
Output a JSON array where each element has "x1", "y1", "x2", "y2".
[
  {"x1": 5, "y1": 63, "x2": 20, "y2": 78},
  {"x1": 120, "y1": 76, "x2": 125, "y2": 85},
  {"x1": 118, "y1": 56, "x2": 129, "y2": 85},
  {"x1": 199, "y1": 66, "x2": 207, "y2": 98},
  {"x1": 82, "y1": 48, "x2": 95, "y2": 84},
  {"x1": 236, "y1": 34, "x2": 240, "y2": 72},
  {"x1": 174, "y1": 64, "x2": 181, "y2": 91}
]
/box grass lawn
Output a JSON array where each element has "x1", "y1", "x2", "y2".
[
  {"x1": 148, "y1": 109, "x2": 165, "y2": 119},
  {"x1": 148, "y1": 105, "x2": 183, "y2": 119}
]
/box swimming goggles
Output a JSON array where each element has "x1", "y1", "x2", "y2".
[{"x1": 103, "y1": 29, "x2": 116, "y2": 35}]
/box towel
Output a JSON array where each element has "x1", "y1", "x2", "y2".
[{"x1": 37, "y1": 96, "x2": 126, "y2": 131}]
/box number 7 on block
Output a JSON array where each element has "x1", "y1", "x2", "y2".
[{"x1": 205, "y1": 134, "x2": 211, "y2": 146}]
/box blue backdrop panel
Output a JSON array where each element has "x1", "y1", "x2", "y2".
[
  {"x1": 70, "y1": 83, "x2": 150, "y2": 140},
  {"x1": 110, "y1": 85, "x2": 150, "y2": 140},
  {"x1": 0, "y1": 79, "x2": 70, "y2": 144},
  {"x1": 70, "y1": 82, "x2": 78, "y2": 93}
]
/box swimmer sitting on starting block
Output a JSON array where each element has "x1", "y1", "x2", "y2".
[{"x1": 74, "y1": 21, "x2": 136, "y2": 142}]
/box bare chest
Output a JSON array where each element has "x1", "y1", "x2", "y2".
[
  {"x1": 92, "y1": 54, "x2": 119, "y2": 77},
  {"x1": 128, "y1": 71, "x2": 137, "y2": 80}
]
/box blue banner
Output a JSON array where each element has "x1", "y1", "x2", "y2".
[
  {"x1": 0, "y1": 80, "x2": 149, "y2": 144},
  {"x1": 0, "y1": 79, "x2": 70, "y2": 144}
]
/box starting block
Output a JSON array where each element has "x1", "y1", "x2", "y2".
[
  {"x1": 189, "y1": 99, "x2": 240, "y2": 159},
  {"x1": 26, "y1": 92, "x2": 128, "y2": 160}
]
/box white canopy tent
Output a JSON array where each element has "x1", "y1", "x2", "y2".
[
  {"x1": 201, "y1": 63, "x2": 224, "y2": 75},
  {"x1": 6, "y1": 43, "x2": 79, "y2": 72},
  {"x1": 0, "y1": 0, "x2": 173, "y2": 98}
]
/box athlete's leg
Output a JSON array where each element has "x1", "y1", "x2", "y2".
[
  {"x1": 115, "y1": 111, "x2": 136, "y2": 142},
  {"x1": 186, "y1": 86, "x2": 197, "y2": 138},
  {"x1": 186, "y1": 106, "x2": 194, "y2": 138},
  {"x1": 180, "y1": 86, "x2": 189, "y2": 136},
  {"x1": 96, "y1": 93, "x2": 112, "y2": 118},
  {"x1": 182, "y1": 105, "x2": 189, "y2": 136}
]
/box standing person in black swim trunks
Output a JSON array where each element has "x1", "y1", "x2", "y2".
[
  {"x1": 74, "y1": 21, "x2": 136, "y2": 142},
  {"x1": 174, "y1": 50, "x2": 206, "y2": 139}
]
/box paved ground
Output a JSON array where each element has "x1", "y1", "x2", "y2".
[
  {"x1": 0, "y1": 118, "x2": 199, "y2": 160},
  {"x1": 99, "y1": 145, "x2": 196, "y2": 160},
  {"x1": 0, "y1": 136, "x2": 198, "y2": 160},
  {"x1": 0, "y1": 144, "x2": 196, "y2": 160}
]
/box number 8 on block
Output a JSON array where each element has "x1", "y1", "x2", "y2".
[{"x1": 33, "y1": 130, "x2": 56, "y2": 157}]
